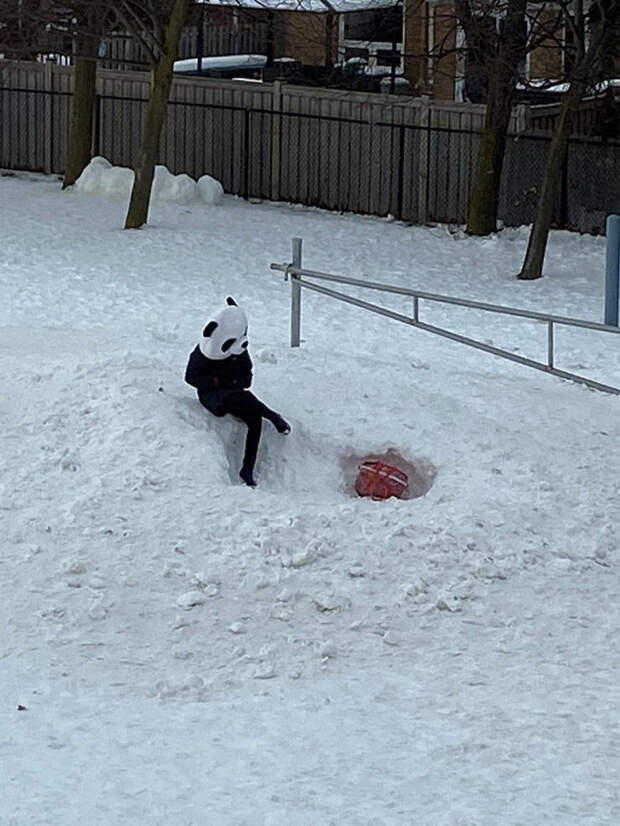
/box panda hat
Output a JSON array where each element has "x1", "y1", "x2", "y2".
[{"x1": 199, "y1": 296, "x2": 249, "y2": 361}]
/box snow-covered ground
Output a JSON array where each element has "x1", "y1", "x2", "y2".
[{"x1": 1, "y1": 168, "x2": 619, "y2": 825}]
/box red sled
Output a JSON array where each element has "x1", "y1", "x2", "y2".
[{"x1": 355, "y1": 460, "x2": 409, "y2": 501}]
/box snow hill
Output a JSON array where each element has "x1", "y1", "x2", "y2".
[{"x1": 1, "y1": 167, "x2": 619, "y2": 825}]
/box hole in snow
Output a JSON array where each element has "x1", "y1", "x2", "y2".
[{"x1": 340, "y1": 448, "x2": 437, "y2": 501}]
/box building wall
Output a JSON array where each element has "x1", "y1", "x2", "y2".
[
  {"x1": 432, "y1": 2, "x2": 457, "y2": 100},
  {"x1": 529, "y1": 8, "x2": 564, "y2": 79},
  {"x1": 274, "y1": 11, "x2": 333, "y2": 66},
  {"x1": 403, "y1": 0, "x2": 428, "y2": 94},
  {"x1": 200, "y1": 7, "x2": 335, "y2": 67},
  {"x1": 198, "y1": 2, "x2": 613, "y2": 94},
  {"x1": 403, "y1": 2, "x2": 581, "y2": 101},
  {"x1": 404, "y1": 0, "x2": 458, "y2": 99}
]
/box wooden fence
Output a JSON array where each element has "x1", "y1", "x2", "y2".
[{"x1": 1, "y1": 61, "x2": 618, "y2": 231}]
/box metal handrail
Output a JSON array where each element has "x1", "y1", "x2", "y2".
[
  {"x1": 270, "y1": 238, "x2": 620, "y2": 396},
  {"x1": 274, "y1": 264, "x2": 620, "y2": 334}
]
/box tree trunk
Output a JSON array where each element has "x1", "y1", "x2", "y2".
[
  {"x1": 62, "y1": 36, "x2": 98, "y2": 189},
  {"x1": 124, "y1": 0, "x2": 190, "y2": 230},
  {"x1": 460, "y1": 0, "x2": 527, "y2": 236},
  {"x1": 518, "y1": 9, "x2": 618, "y2": 279},
  {"x1": 466, "y1": 85, "x2": 511, "y2": 235},
  {"x1": 517, "y1": 79, "x2": 586, "y2": 279}
]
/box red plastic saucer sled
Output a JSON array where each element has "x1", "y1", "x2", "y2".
[{"x1": 355, "y1": 460, "x2": 409, "y2": 501}]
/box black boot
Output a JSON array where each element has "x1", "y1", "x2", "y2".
[
  {"x1": 239, "y1": 465, "x2": 257, "y2": 487},
  {"x1": 270, "y1": 414, "x2": 291, "y2": 435}
]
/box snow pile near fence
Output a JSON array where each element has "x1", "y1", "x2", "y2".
[
  {"x1": 73, "y1": 156, "x2": 224, "y2": 205},
  {"x1": 196, "y1": 173, "x2": 224, "y2": 205}
]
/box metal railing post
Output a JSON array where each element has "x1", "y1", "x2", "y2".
[
  {"x1": 547, "y1": 321, "x2": 554, "y2": 368},
  {"x1": 291, "y1": 237, "x2": 302, "y2": 347},
  {"x1": 243, "y1": 108, "x2": 250, "y2": 201},
  {"x1": 605, "y1": 214, "x2": 620, "y2": 327}
]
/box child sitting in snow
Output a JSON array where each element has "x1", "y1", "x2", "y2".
[{"x1": 185, "y1": 297, "x2": 290, "y2": 487}]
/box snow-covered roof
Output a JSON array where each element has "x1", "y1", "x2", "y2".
[
  {"x1": 517, "y1": 77, "x2": 620, "y2": 96},
  {"x1": 197, "y1": 0, "x2": 401, "y2": 12}
]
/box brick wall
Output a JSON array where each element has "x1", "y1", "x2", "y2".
[
  {"x1": 274, "y1": 11, "x2": 332, "y2": 66},
  {"x1": 403, "y1": 0, "x2": 428, "y2": 94},
  {"x1": 529, "y1": 8, "x2": 564, "y2": 80},
  {"x1": 404, "y1": 0, "x2": 457, "y2": 99},
  {"x1": 432, "y1": 2, "x2": 457, "y2": 100},
  {"x1": 200, "y1": 8, "x2": 333, "y2": 66}
]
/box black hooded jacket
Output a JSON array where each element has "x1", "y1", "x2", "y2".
[{"x1": 185, "y1": 346, "x2": 253, "y2": 414}]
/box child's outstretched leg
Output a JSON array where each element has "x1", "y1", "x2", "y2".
[{"x1": 246, "y1": 392, "x2": 291, "y2": 435}]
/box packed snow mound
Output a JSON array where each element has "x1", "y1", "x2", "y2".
[
  {"x1": 72, "y1": 156, "x2": 133, "y2": 196},
  {"x1": 73, "y1": 156, "x2": 223, "y2": 205},
  {"x1": 197, "y1": 173, "x2": 224, "y2": 205},
  {"x1": 152, "y1": 165, "x2": 197, "y2": 203}
]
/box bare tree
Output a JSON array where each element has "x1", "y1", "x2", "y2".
[
  {"x1": 416, "y1": 1, "x2": 580, "y2": 237},
  {"x1": 519, "y1": 0, "x2": 620, "y2": 279},
  {"x1": 0, "y1": 1, "x2": 110, "y2": 186},
  {"x1": 62, "y1": 3, "x2": 107, "y2": 188},
  {"x1": 455, "y1": 0, "x2": 528, "y2": 236},
  {"x1": 123, "y1": 0, "x2": 191, "y2": 229},
  {"x1": 0, "y1": 0, "x2": 48, "y2": 59}
]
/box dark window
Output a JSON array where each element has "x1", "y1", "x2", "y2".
[
  {"x1": 344, "y1": 47, "x2": 369, "y2": 62},
  {"x1": 376, "y1": 49, "x2": 401, "y2": 67},
  {"x1": 344, "y1": 9, "x2": 403, "y2": 44}
]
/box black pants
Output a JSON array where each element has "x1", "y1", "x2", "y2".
[{"x1": 217, "y1": 391, "x2": 278, "y2": 472}]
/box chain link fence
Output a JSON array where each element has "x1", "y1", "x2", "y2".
[{"x1": 501, "y1": 133, "x2": 620, "y2": 233}]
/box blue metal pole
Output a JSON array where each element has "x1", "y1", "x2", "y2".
[{"x1": 604, "y1": 215, "x2": 620, "y2": 327}]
